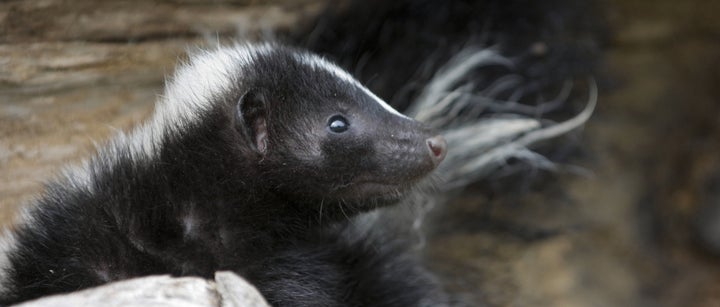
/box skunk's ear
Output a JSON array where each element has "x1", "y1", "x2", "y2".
[{"x1": 236, "y1": 89, "x2": 268, "y2": 155}]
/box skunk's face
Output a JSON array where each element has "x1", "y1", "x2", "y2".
[{"x1": 233, "y1": 48, "x2": 446, "y2": 212}]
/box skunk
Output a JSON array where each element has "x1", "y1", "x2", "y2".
[
  {"x1": 1, "y1": 0, "x2": 606, "y2": 305},
  {"x1": 0, "y1": 43, "x2": 448, "y2": 306}
]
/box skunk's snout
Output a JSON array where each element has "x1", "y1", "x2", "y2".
[{"x1": 426, "y1": 135, "x2": 447, "y2": 167}]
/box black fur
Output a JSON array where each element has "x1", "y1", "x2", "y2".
[
  {"x1": 0, "y1": 45, "x2": 447, "y2": 306},
  {"x1": 289, "y1": 0, "x2": 607, "y2": 113}
]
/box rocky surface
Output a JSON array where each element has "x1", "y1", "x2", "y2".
[{"x1": 14, "y1": 272, "x2": 269, "y2": 307}]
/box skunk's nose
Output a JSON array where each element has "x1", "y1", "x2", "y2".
[{"x1": 426, "y1": 135, "x2": 447, "y2": 166}]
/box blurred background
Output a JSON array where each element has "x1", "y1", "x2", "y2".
[{"x1": 2, "y1": 0, "x2": 720, "y2": 306}]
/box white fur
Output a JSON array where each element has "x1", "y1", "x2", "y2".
[
  {"x1": 131, "y1": 43, "x2": 266, "y2": 159},
  {"x1": 182, "y1": 213, "x2": 197, "y2": 238},
  {"x1": 408, "y1": 48, "x2": 512, "y2": 118},
  {"x1": 111, "y1": 43, "x2": 279, "y2": 162},
  {"x1": 0, "y1": 229, "x2": 17, "y2": 296},
  {"x1": 62, "y1": 160, "x2": 96, "y2": 194},
  {"x1": 296, "y1": 54, "x2": 411, "y2": 120},
  {"x1": 58, "y1": 43, "x2": 279, "y2": 190}
]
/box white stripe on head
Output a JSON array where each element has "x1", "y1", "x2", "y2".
[
  {"x1": 59, "y1": 43, "x2": 281, "y2": 190},
  {"x1": 127, "y1": 42, "x2": 279, "y2": 161},
  {"x1": 294, "y1": 53, "x2": 411, "y2": 120}
]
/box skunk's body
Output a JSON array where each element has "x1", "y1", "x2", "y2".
[
  {"x1": 0, "y1": 0, "x2": 607, "y2": 305},
  {"x1": 0, "y1": 43, "x2": 447, "y2": 306}
]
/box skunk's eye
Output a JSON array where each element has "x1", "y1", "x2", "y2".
[{"x1": 328, "y1": 115, "x2": 349, "y2": 133}]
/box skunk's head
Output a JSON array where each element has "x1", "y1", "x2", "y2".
[{"x1": 163, "y1": 43, "x2": 446, "y2": 212}]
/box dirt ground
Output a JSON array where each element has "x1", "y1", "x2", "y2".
[{"x1": 2, "y1": 0, "x2": 720, "y2": 306}]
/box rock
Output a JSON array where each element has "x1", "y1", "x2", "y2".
[
  {"x1": 14, "y1": 272, "x2": 269, "y2": 307},
  {"x1": 215, "y1": 272, "x2": 270, "y2": 307}
]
